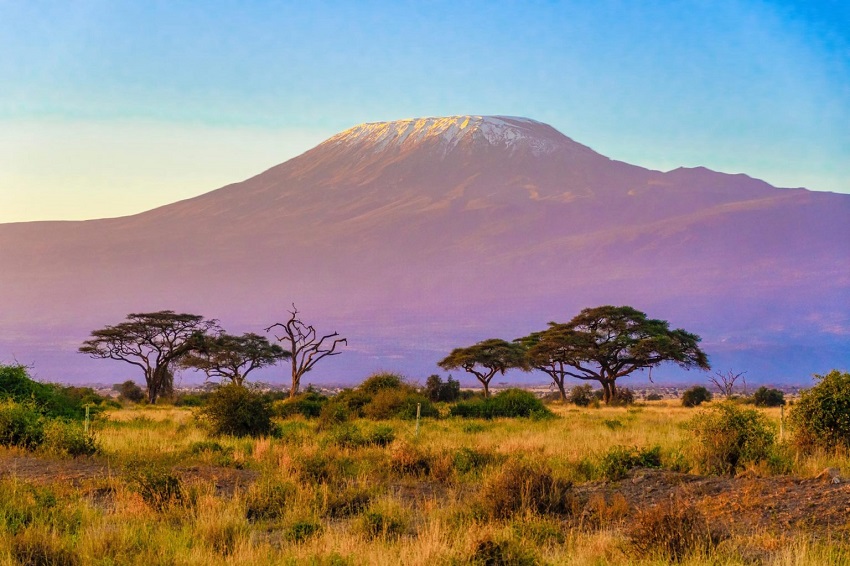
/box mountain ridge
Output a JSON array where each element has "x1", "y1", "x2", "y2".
[{"x1": 1, "y1": 116, "x2": 847, "y2": 385}]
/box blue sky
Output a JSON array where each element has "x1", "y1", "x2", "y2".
[{"x1": 1, "y1": 1, "x2": 848, "y2": 222}]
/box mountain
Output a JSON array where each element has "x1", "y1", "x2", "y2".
[{"x1": 1, "y1": 116, "x2": 848, "y2": 386}]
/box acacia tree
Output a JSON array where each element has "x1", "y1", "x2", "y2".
[
  {"x1": 708, "y1": 369, "x2": 746, "y2": 399},
  {"x1": 180, "y1": 332, "x2": 290, "y2": 386},
  {"x1": 79, "y1": 311, "x2": 218, "y2": 403},
  {"x1": 437, "y1": 338, "x2": 528, "y2": 398},
  {"x1": 518, "y1": 305, "x2": 709, "y2": 404},
  {"x1": 265, "y1": 306, "x2": 347, "y2": 398}
]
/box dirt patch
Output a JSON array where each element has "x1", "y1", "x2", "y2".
[{"x1": 576, "y1": 468, "x2": 850, "y2": 537}]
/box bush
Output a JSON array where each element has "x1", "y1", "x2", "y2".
[
  {"x1": 113, "y1": 380, "x2": 145, "y2": 403},
  {"x1": 450, "y1": 389, "x2": 553, "y2": 419},
  {"x1": 425, "y1": 374, "x2": 461, "y2": 402},
  {"x1": 479, "y1": 459, "x2": 573, "y2": 519},
  {"x1": 682, "y1": 386, "x2": 712, "y2": 407},
  {"x1": 599, "y1": 445, "x2": 662, "y2": 480},
  {"x1": 752, "y1": 386, "x2": 785, "y2": 407},
  {"x1": 569, "y1": 384, "x2": 596, "y2": 407},
  {"x1": 0, "y1": 400, "x2": 44, "y2": 449},
  {"x1": 274, "y1": 390, "x2": 328, "y2": 419},
  {"x1": 362, "y1": 389, "x2": 438, "y2": 420},
  {"x1": 41, "y1": 420, "x2": 97, "y2": 457},
  {"x1": 610, "y1": 387, "x2": 635, "y2": 406},
  {"x1": 690, "y1": 403, "x2": 775, "y2": 475},
  {"x1": 645, "y1": 392, "x2": 663, "y2": 401},
  {"x1": 357, "y1": 504, "x2": 407, "y2": 540},
  {"x1": 358, "y1": 372, "x2": 406, "y2": 395},
  {"x1": 284, "y1": 519, "x2": 322, "y2": 542},
  {"x1": 199, "y1": 384, "x2": 274, "y2": 437},
  {"x1": 0, "y1": 364, "x2": 101, "y2": 419},
  {"x1": 628, "y1": 502, "x2": 721, "y2": 562},
  {"x1": 790, "y1": 370, "x2": 850, "y2": 450}
]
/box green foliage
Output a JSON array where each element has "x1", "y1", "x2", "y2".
[
  {"x1": 0, "y1": 400, "x2": 44, "y2": 449},
  {"x1": 114, "y1": 380, "x2": 145, "y2": 403},
  {"x1": 199, "y1": 384, "x2": 274, "y2": 437},
  {"x1": 452, "y1": 447, "x2": 497, "y2": 475},
  {"x1": 690, "y1": 403, "x2": 775, "y2": 475},
  {"x1": 274, "y1": 390, "x2": 328, "y2": 419},
  {"x1": 645, "y1": 392, "x2": 664, "y2": 401},
  {"x1": 325, "y1": 423, "x2": 396, "y2": 448},
  {"x1": 599, "y1": 445, "x2": 662, "y2": 480},
  {"x1": 358, "y1": 372, "x2": 405, "y2": 395},
  {"x1": 569, "y1": 384, "x2": 596, "y2": 407},
  {"x1": 790, "y1": 370, "x2": 850, "y2": 450},
  {"x1": 317, "y1": 402, "x2": 351, "y2": 430},
  {"x1": 284, "y1": 519, "x2": 322, "y2": 542},
  {"x1": 41, "y1": 420, "x2": 98, "y2": 457},
  {"x1": 610, "y1": 387, "x2": 635, "y2": 406},
  {"x1": 752, "y1": 386, "x2": 785, "y2": 407},
  {"x1": 682, "y1": 385, "x2": 713, "y2": 407},
  {"x1": 362, "y1": 389, "x2": 438, "y2": 420},
  {"x1": 424, "y1": 374, "x2": 461, "y2": 402},
  {"x1": 450, "y1": 388, "x2": 553, "y2": 419},
  {"x1": 0, "y1": 364, "x2": 103, "y2": 419}
]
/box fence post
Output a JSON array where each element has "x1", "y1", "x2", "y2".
[{"x1": 415, "y1": 403, "x2": 421, "y2": 436}]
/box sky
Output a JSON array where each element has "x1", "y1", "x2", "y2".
[{"x1": 1, "y1": 1, "x2": 848, "y2": 223}]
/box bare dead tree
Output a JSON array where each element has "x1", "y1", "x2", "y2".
[
  {"x1": 265, "y1": 306, "x2": 347, "y2": 398},
  {"x1": 708, "y1": 369, "x2": 747, "y2": 399}
]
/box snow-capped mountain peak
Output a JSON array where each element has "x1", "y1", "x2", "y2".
[{"x1": 325, "y1": 115, "x2": 584, "y2": 157}]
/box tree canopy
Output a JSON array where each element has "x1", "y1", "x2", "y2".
[
  {"x1": 518, "y1": 305, "x2": 709, "y2": 403},
  {"x1": 180, "y1": 332, "x2": 289, "y2": 386},
  {"x1": 438, "y1": 338, "x2": 528, "y2": 397},
  {"x1": 79, "y1": 311, "x2": 218, "y2": 403}
]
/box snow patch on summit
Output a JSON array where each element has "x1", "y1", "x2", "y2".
[{"x1": 327, "y1": 116, "x2": 573, "y2": 157}]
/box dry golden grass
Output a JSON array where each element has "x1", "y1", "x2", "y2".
[{"x1": 0, "y1": 400, "x2": 848, "y2": 565}]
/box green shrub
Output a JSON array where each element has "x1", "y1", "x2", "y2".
[
  {"x1": 790, "y1": 370, "x2": 850, "y2": 450},
  {"x1": 752, "y1": 386, "x2": 785, "y2": 407},
  {"x1": 358, "y1": 372, "x2": 406, "y2": 395},
  {"x1": 317, "y1": 401, "x2": 350, "y2": 430},
  {"x1": 599, "y1": 445, "x2": 662, "y2": 480},
  {"x1": 285, "y1": 519, "x2": 322, "y2": 542},
  {"x1": 319, "y1": 485, "x2": 372, "y2": 518},
  {"x1": 479, "y1": 459, "x2": 573, "y2": 519},
  {"x1": 450, "y1": 389, "x2": 553, "y2": 419},
  {"x1": 645, "y1": 392, "x2": 663, "y2": 401},
  {"x1": 199, "y1": 384, "x2": 273, "y2": 437},
  {"x1": 569, "y1": 384, "x2": 596, "y2": 407},
  {"x1": 113, "y1": 380, "x2": 145, "y2": 403},
  {"x1": 682, "y1": 386, "x2": 712, "y2": 407},
  {"x1": 362, "y1": 389, "x2": 438, "y2": 420},
  {"x1": 610, "y1": 387, "x2": 635, "y2": 406},
  {"x1": 41, "y1": 420, "x2": 97, "y2": 457},
  {"x1": 690, "y1": 403, "x2": 775, "y2": 475},
  {"x1": 0, "y1": 400, "x2": 44, "y2": 449},
  {"x1": 452, "y1": 447, "x2": 497, "y2": 475},
  {"x1": 0, "y1": 364, "x2": 100, "y2": 420},
  {"x1": 425, "y1": 374, "x2": 461, "y2": 402},
  {"x1": 274, "y1": 391, "x2": 328, "y2": 419}
]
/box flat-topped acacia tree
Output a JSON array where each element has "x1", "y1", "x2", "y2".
[
  {"x1": 179, "y1": 332, "x2": 290, "y2": 386},
  {"x1": 438, "y1": 338, "x2": 528, "y2": 398},
  {"x1": 519, "y1": 305, "x2": 710, "y2": 404},
  {"x1": 79, "y1": 311, "x2": 219, "y2": 403}
]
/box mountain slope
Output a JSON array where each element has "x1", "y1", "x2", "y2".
[{"x1": 1, "y1": 116, "x2": 848, "y2": 385}]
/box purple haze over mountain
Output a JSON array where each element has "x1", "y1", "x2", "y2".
[{"x1": 1, "y1": 116, "x2": 848, "y2": 387}]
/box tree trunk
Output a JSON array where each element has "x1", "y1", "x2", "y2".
[
  {"x1": 481, "y1": 379, "x2": 490, "y2": 398},
  {"x1": 557, "y1": 381, "x2": 567, "y2": 403},
  {"x1": 290, "y1": 356, "x2": 299, "y2": 398},
  {"x1": 601, "y1": 381, "x2": 612, "y2": 404},
  {"x1": 609, "y1": 380, "x2": 618, "y2": 403}
]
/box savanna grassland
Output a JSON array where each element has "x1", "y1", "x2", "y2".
[{"x1": 2, "y1": 388, "x2": 850, "y2": 566}]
